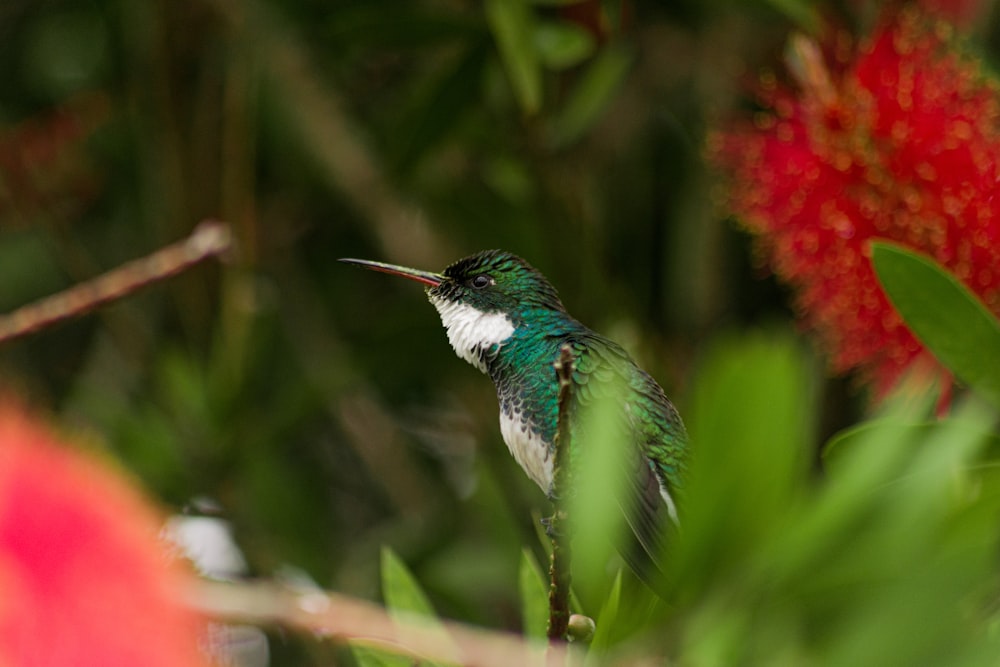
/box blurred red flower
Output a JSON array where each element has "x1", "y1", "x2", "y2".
[
  {"x1": 709, "y1": 6, "x2": 1000, "y2": 398},
  {"x1": 0, "y1": 404, "x2": 210, "y2": 667}
]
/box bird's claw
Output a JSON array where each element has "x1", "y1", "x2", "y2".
[{"x1": 541, "y1": 512, "x2": 567, "y2": 539}]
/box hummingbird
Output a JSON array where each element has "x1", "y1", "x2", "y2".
[{"x1": 340, "y1": 250, "x2": 688, "y2": 580}]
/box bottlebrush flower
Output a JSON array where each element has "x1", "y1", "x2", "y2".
[
  {"x1": 0, "y1": 404, "x2": 210, "y2": 667},
  {"x1": 709, "y1": 6, "x2": 1000, "y2": 398}
]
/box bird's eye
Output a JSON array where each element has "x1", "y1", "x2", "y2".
[{"x1": 471, "y1": 274, "x2": 493, "y2": 289}]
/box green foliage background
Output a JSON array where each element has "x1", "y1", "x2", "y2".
[{"x1": 3, "y1": 0, "x2": 1000, "y2": 664}]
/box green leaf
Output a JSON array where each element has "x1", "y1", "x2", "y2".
[
  {"x1": 518, "y1": 548, "x2": 550, "y2": 639},
  {"x1": 378, "y1": 547, "x2": 454, "y2": 666},
  {"x1": 765, "y1": 0, "x2": 820, "y2": 31},
  {"x1": 534, "y1": 21, "x2": 595, "y2": 70},
  {"x1": 671, "y1": 332, "x2": 813, "y2": 593},
  {"x1": 381, "y1": 546, "x2": 438, "y2": 618},
  {"x1": 485, "y1": 0, "x2": 541, "y2": 114},
  {"x1": 871, "y1": 241, "x2": 1000, "y2": 407},
  {"x1": 822, "y1": 420, "x2": 934, "y2": 466},
  {"x1": 569, "y1": 370, "x2": 633, "y2": 609},
  {"x1": 350, "y1": 646, "x2": 414, "y2": 667},
  {"x1": 770, "y1": 400, "x2": 997, "y2": 611},
  {"x1": 589, "y1": 569, "x2": 622, "y2": 654},
  {"x1": 547, "y1": 43, "x2": 632, "y2": 147}
]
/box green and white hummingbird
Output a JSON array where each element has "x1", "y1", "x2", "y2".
[{"x1": 340, "y1": 250, "x2": 688, "y2": 578}]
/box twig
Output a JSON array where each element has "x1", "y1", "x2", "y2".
[
  {"x1": 0, "y1": 220, "x2": 232, "y2": 344},
  {"x1": 547, "y1": 344, "x2": 576, "y2": 648},
  {"x1": 191, "y1": 579, "x2": 577, "y2": 667}
]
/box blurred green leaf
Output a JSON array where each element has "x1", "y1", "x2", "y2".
[
  {"x1": 588, "y1": 569, "x2": 623, "y2": 655},
  {"x1": 664, "y1": 333, "x2": 1000, "y2": 664},
  {"x1": 354, "y1": 551, "x2": 443, "y2": 665},
  {"x1": 485, "y1": 0, "x2": 542, "y2": 114},
  {"x1": 378, "y1": 547, "x2": 453, "y2": 666},
  {"x1": 534, "y1": 21, "x2": 595, "y2": 70},
  {"x1": 822, "y1": 419, "x2": 933, "y2": 465},
  {"x1": 518, "y1": 548, "x2": 549, "y2": 639},
  {"x1": 570, "y1": 373, "x2": 634, "y2": 610},
  {"x1": 350, "y1": 646, "x2": 414, "y2": 667},
  {"x1": 822, "y1": 408, "x2": 1000, "y2": 466},
  {"x1": 547, "y1": 43, "x2": 632, "y2": 147},
  {"x1": 673, "y1": 331, "x2": 813, "y2": 592},
  {"x1": 872, "y1": 241, "x2": 1000, "y2": 407},
  {"x1": 779, "y1": 402, "x2": 998, "y2": 666},
  {"x1": 765, "y1": 0, "x2": 821, "y2": 31},
  {"x1": 381, "y1": 546, "x2": 439, "y2": 618}
]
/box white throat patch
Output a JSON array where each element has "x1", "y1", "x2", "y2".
[{"x1": 429, "y1": 297, "x2": 515, "y2": 373}]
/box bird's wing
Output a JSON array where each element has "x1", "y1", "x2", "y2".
[{"x1": 563, "y1": 335, "x2": 683, "y2": 590}]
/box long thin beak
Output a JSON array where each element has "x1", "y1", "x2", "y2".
[{"x1": 338, "y1": 258, "x2": 444, "y2": 287}]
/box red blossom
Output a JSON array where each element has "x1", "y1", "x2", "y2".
[
  {"x1": 0, "y1": 404, "x2": 210, "y2": 667},
  {"x1": 709, "y1": 6, "x2": 1000, "y2": 399}
]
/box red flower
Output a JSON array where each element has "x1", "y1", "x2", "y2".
[
  {"x1": 0, "y1": 404, "x2": 210, "y2": 667},
  {"x1": 709, "y1": 6, "x2": 1000, "y2": 398}
]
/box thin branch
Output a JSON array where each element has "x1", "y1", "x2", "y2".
[
  {"x1": 191, "y1": 579, "x2": 577, "y2": 667},
  {"x1": 0, "y1": 220, "x2": 232, "y2": 344},
  {"x1": 548, "y1": 344, "x2": 576, "y2": 647}
]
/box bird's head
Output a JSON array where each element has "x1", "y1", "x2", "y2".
[
  {"x1": 340, "y1": 250, "x2": 565, "y2": 370},
  {"x1": 340, "y1": 249, "x2": 564, "y2": 321}
]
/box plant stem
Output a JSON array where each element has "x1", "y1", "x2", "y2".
[{"x1": 547, "y1": 343, "x2": 575, "y2": 647}]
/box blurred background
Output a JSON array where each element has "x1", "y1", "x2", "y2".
[{"x1": 3, "y1": 0, "x2": 984, "y2": 662}]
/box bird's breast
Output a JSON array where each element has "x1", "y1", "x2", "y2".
[{"x1": 499, "y1": 408, "x2": 553, "y2": 493}]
